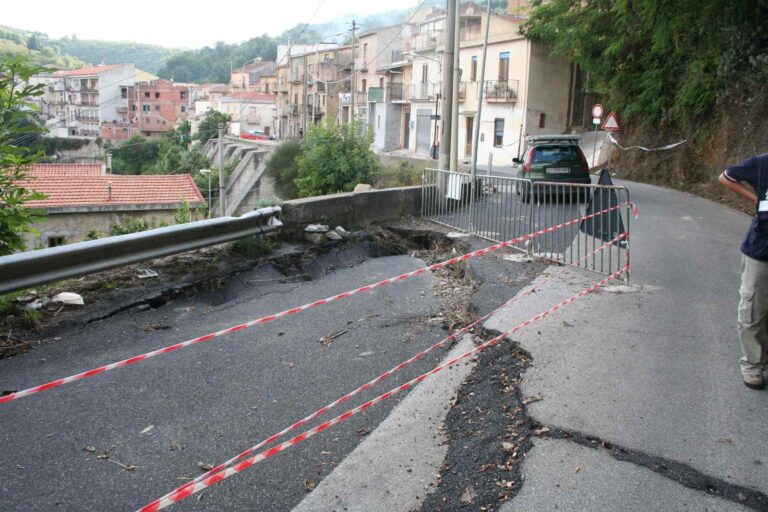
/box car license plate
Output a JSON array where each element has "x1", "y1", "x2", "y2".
[{"x1": 546, "y1": 167, "x2": 570, "y2": 174}]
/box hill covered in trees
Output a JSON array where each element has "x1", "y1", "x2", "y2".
[
  {"x1": 0, "y1": 26, "x2": 82, "y2": 69},
  {"x1": 50, "y1": 36, "x2": 179, "y2": 74}
]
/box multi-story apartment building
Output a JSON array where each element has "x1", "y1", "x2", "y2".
[
  {"x1": 456, "y1": 8, "x2": 581, "y2": 165},
  {"x1": 351, "y1": 25, "x2": 410, "y2": 152},
  {"x1": 47, "y1": 64, "x2": 138, "y2": 138},
  {"x1": 220, "y1": 91, "x2": 276, "y2": 137},
  {"x1": 275, "y1": 44, "x2": 352, "y2": 139},
  {"x1": 230, "y1": 60, "x2": 278, "y2": 92},
  {"x1": 99, "y1": 79, "x2": 190, "y2": 141},
  {"x1": 188, "y1": 83, "x2": 230, "y2": 136}
]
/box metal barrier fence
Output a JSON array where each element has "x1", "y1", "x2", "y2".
[
  {"x1": 421, "y1": 169, "x2": 631, "y2": 281},
  {"x1": 529, "y1": 181, "x2": 630, "y2": 280},
  {"x1": 421, "y1": 168, "x2": 533, "y2": 253}
]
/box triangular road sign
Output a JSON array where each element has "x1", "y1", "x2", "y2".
[{"x1": 602, "y1": 111, "x2": 621, "y2": 131}]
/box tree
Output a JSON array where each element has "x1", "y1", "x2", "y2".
[
  {"x1": 0, "y1": 56, "x2": 49, "y2": 254},
  {"x1": 26, "y1": 35, "x2": 40, "y2": 51},
  {"x1": 194, "y1": 110, "x2": 231, "y2": 144},
  {"x1": 522, "y1": 0, "x2": 768, "y2": 129},
  {"x1": 295, "y1": 122, "x2": 378, "y2": 197},
  {"x1": 111, "y1": 135, "x2": 160, "y2": 174},
  {"x1": 265, "y1": 139, "x2": 302, "y2": 199}
]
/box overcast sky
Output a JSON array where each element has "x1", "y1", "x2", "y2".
[{"x1": 4, "y1": 0, "x2": 421, "y2": 48}]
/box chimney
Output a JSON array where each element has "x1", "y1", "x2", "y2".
[{"x1": 107, "y1": 182, "x2": 112, "y2": 201}]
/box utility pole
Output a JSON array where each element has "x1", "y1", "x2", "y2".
[
  {"x1": 438, "y1": 0, "x2": 457, "y2": 171},
  {"x1": 449, "y1": 1, "x2": 460, "y2": 172},
  {"x1": 302, "y1": 55, "x2": 308, "y2": 136},
  {"x1": 218, "y1": 124, "x2": 226, "y2": 217},
  {"x1": 469, "y1": 0, "x2": 493, "y2": 229},
  {"x1": 350, "y1": 20, "x2": 357, "y2": 126}
]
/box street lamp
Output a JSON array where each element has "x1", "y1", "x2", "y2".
[{"x1": 199, "y1": 169, "x2": 212, "y2": 217}]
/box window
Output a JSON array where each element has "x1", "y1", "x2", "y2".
[
  {"x1": 121, "y1": 87, "x2": 127, "y2": 99},
  {"x1": 142, "y1": 104, "x2": 150, "y2": 112},
  {"x1": 180, "y1": 105, "x2": 186, "y2": 112},
  {"x1": 471, "y1": 56, "x2": 478, "y2": 81},
  {"x1": 131, "y1": 105, "x2": 136, "y2": 111},
  {"x1": 180, "y1": 91, "x2": 187, "y2": 99},
  {"x1": 499, "y1": 52, "x2": 510, "y2": 81},
  {"x1": 155, "y1": 105, "x2": 160, "y2": 111},
  {"x1": 48, "y1": 236, "x2": 65, "y2": 248},
  {"x1": 363, "y1": 43, "x2": 368, "y2": 59},
  {"x1": 144, "y1": 92, "x2": 150, "y2": 98},
  {"x1": 539, "y1": 113, "x2": 546, "y2": 128},
  {"x1": 379, "y1": 77, "x2": 384, "y2": 88},
  {"x1": 361, "y1": 79, "x2": 367, "y2": 92},
  {"x1": 494, "y1": 118, "x2": 504, "y2": 147},
  {"x1": 421, "y1": 64, "x2": 428, "y2": 84},
  {"x1": 155, "y1": 92, "x2": 160, "y2": 99}
]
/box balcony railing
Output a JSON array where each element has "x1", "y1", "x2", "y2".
[
  {"x1": 405, "y1": 82, "x2": 441, "y2": 102},
  {"x1": 403, "y1": 32, "x2": 442, "y2": 52},
  {"x1": 289, "y1": 73, "x2": 304, "y2": 84},
  {"x1": 367, "y1": 87, "x2": 384, "y2": 103},
  {"x1": 484, "y1": 79, "x2": 519, "y2": 102}
]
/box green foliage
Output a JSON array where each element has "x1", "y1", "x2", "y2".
[
  {"x1": 265, "y1": 139, "x2": 303, "y2": 199},
  {"x1": 16, "y1": 135, "x2": 89, "y2": 155},
  {"x1": 295, "y1": 122, "x2": 378, "y2": 197},
  {"x1": 231, "y1": 235, "x2": 275, "y2": 259},
  {"x1": 51, "y1": 36, "x2": 178, "y2": 74},
  {"x1": 0, "y1": 56, "x2": 50, "y2": 255},
  {"x1": 111, "y1": 135, "x2": 160, "y2": 174},
  {"x1": 0, "y1": 26, "x2": 83, "y2": 68},
  {"x1": 195, "y1": 111, "x2": 231, "y2": 144},
  {"x1": 85, "y1": 230, "x2": 99, "y2": 241},
  {"x1": 109, "y1": 215, "x2": 165, "y2": 235},
  {"x1": 173, "y1": 199, "x2": 204, "y2": 224},
  {"x1": 158, "y1": 36, "x2": 277, "y2": 83},
  {"x1": 522, "y1": 0, "x2": 768, "y2": 129}
]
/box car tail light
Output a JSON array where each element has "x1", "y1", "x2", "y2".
[
  {"x1": 522, "y1": 148, "x2": 534, "y2": 173},
  {"x1": 577, "y1": 147, "x2": 590, "y2": 172}
]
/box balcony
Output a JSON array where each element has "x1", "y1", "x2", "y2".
[
  {"x1": 289, "y1": 72, "x2": 304, "y2": 84},
  {"x1": 484, "y1": 79, "x2": 519, "y2": 102},
  {"x1": 277, "y1": 82, "x2": 288, "y2": 93},
  {"x1": 405, "y1": 82, "x2": 440, "y2": 102},
  {"x1": 404, "y1": 32, "x2": 442, "y2": 53}
]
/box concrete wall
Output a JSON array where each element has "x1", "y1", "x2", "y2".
[
  {"x1": 281, "y1": 186, "x2": 422, "y2": 238},
  {"x1": 98, "y1": 65, "x2": 136, "y2": 123},
  {"x1": 524, "y1": 41, "x2": 571, "y2": 137}
]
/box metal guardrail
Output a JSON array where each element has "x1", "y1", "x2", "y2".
[
  {"x1": 421, "y1": 169, "x2": 631, "y2": 281},
  {"x1": 0, "y1": 206, "x2": 282, "y2": 295}
]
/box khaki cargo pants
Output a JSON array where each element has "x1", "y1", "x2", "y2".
[{"x1": 738, "y1": 254, "x2": 768, "y2": 376}]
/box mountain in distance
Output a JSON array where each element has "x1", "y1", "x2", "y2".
[{"x1": 47, "y1": 36, "x2": 180, "y2": 74}]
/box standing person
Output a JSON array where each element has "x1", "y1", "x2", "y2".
[{"x1": 720, "y1": 154, "x2": 768, "y2": 389}]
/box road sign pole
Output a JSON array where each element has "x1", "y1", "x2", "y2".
[{"x1": 592, "y1": 122, "x2": 599, "y2": 169}]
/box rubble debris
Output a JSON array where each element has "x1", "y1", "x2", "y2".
[
  {"x1": 136, "y1": 269, "x2": 159, "y2": 279},
  {"x1": 334, "y1": 226, "x2": 351, "y2": 238},
  {"x1": 304, "y1": 224, "x2": 329, "y2": 233},
  {"x1": 326, "y1": 231, "x2": 343, "y2": 241},
  {"x1": 353, "y1": 184, "x2": 373, "y2": 192},
  {"x1": 48, "y1": 292, "x2": 84, "y2": 308}
]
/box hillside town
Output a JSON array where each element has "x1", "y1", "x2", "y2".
[{"x1": 29, "y1": 1, "x2": 585, "y2": 166}]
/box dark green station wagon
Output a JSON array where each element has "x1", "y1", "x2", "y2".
[{"x1": 513, "y1": 135, "x2": 591, "y2": 202}]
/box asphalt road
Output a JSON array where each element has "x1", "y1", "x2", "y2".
[
  {"x1": 488, "y1": 179, "x2": 768, "y2": 510},
  {"x1": 0, "y1": 247, "x2": 455, "y2": 511}
]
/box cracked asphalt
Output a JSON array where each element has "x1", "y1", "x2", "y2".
[{"x1": 0, "y1": 240, "x2": 461, "y2": 511}]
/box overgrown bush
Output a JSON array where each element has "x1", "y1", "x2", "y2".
[
  {"x1": 295, "y1": 121, "x2": 378, "y2": 197},
  {"x1": 109, "y1": 215, "x2": 166, "y2": 235},
  {"x1": 265, "y1": 139, "x2": 302, "y2": 199}
]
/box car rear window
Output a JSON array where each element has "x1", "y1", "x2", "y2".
[{"x1": 531, "y1": 146, "x2": 580, "y2": 164}]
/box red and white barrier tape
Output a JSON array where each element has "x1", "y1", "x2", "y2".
[
  {"x1": 140, "y1": 264, "x2": 629, "y2": 511},
  {"x1": 150, "y1": 233, "x2": 627, "y2": 503},
  {"x1": 0, "y1": 202, "x2": 631, "y2": 405}
]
